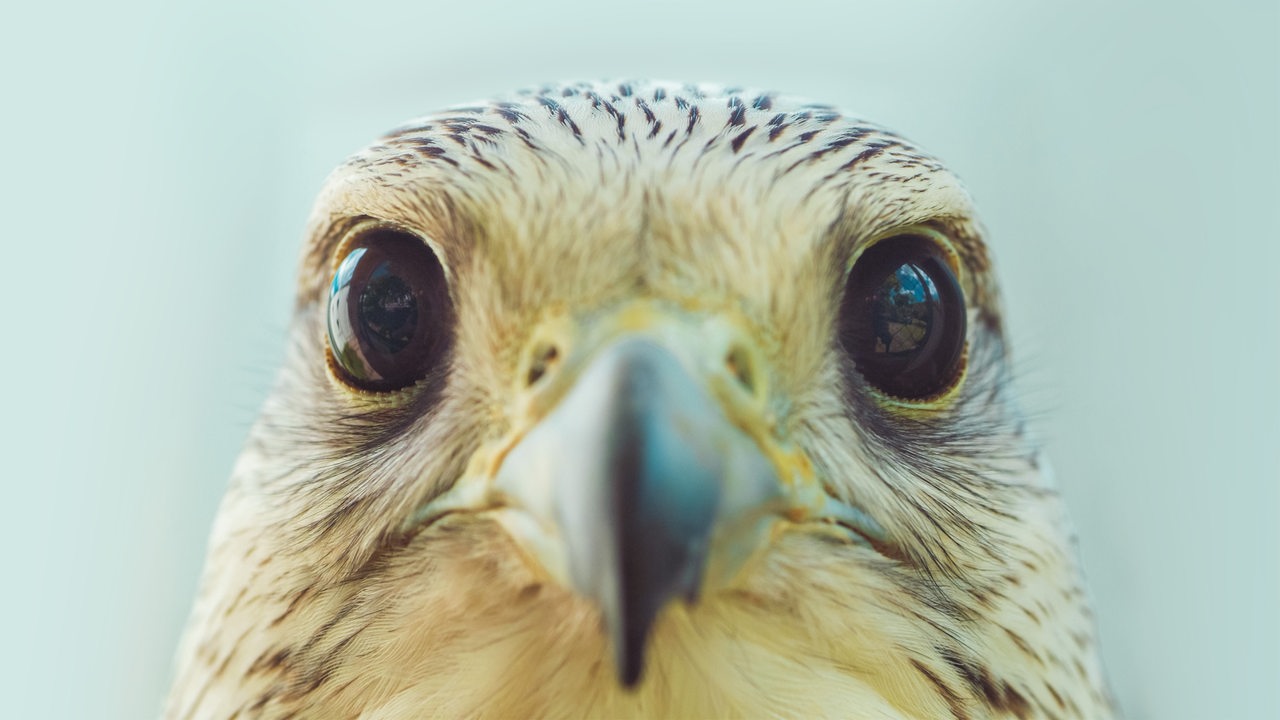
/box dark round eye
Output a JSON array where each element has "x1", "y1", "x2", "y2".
[
  {"x1": 327, "y1": 228, "x2": 452, "y2": 391},
  {"x1": 838, "y1": 235, "x2": 966, "y2": 400}
]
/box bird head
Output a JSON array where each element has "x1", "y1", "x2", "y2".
[{"x1": 168, "y1": 81, "x2": 1113, "y2": 719}]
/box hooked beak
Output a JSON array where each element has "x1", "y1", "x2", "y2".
[
  {"x1": 412, "y1": 304, "x2": 885, "y2": 686},
  {"x1": 498, "y1": 338, "x2": 778, "y2": 685}
]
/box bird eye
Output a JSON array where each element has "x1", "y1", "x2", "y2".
[
  {"x1": 838, "y1": 235, "x2": 966, "y2": 400},
  {"x1": 326, "y1": 228, "x2": 452, "y2": 392}
]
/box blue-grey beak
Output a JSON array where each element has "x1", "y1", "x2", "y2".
[{"x1": 496, "y1": 337, "x2": 780, "y2": 686}]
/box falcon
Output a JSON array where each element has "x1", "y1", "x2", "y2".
[{"x1": 166, "y1": 80, "x2": 1115, "y2": 719}]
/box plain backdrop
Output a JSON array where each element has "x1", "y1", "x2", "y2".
[{"x1": 1, "y1": 1, "x2": 1276, "y2": 718}]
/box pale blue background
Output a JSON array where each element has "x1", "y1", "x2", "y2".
[{"x1": 1, "y1": 1, "x2": 1276, "y2": 718}]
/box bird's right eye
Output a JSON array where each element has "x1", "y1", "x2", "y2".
[{"x1": 326, "y1": 228, "x2": 453, "y2": 392}]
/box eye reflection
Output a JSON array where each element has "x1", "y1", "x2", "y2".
[
  {"x1": 870, "y1": 263, "x2": 937, "y2": 355},
  {"x1": 358, "y1": 263, "x2": 419, "y2": 356}
]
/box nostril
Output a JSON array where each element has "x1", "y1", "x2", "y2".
[
  {"x1": 725, "y1": 345, "x2": 756, "y2": 395},
  {"x1": 526, "y1": 343, "x2": 560, "y2": 387}
]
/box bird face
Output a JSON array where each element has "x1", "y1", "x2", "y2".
[{"x1": 168, "y1": 81, "x2": 1114, "y2": 719}]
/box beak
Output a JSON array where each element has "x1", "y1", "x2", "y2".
[
  {"x1": 496, "y1": 337, "x2": 779, "y2": 685},
  {"x1": 411, "y1": 303, "x2": 886, "y2": 686}
]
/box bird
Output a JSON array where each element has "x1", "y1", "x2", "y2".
[{"x1": 165, "y1": 80, "x2": 1115, "y2": 719}]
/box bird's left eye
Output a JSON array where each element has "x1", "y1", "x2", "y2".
[
  {"x1": 326, "y1": 228, "x2": 452, "y2": 392},
  {"x1": 838, "y1": 234, "x2": 967, "y2": 400}
]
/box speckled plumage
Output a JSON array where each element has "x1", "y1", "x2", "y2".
[{"x1": 167, "y1": 80, "x2": 1114, "y2": 719}]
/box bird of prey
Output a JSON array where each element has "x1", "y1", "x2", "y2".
[{"x1": 167, "y1": 80, "x2": 1115, "y2": 719}]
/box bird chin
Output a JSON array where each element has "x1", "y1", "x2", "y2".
[{"x1": 405, "y1": 440, "x2": 887, "y2": 688}]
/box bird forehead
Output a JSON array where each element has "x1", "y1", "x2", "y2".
[{"x1": 298, "y1": 80, "x2": 984, "y2": 310}]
